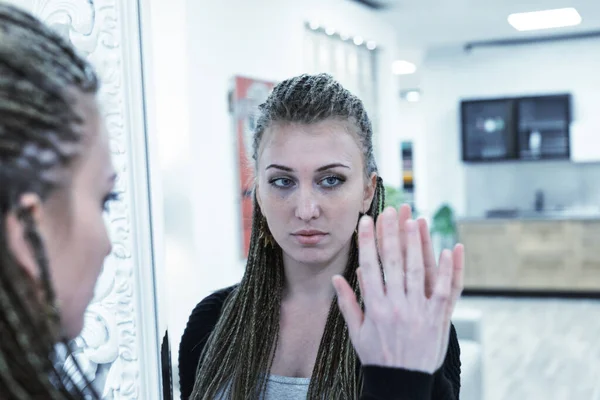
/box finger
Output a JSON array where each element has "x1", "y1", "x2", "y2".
[
  {"x1": 418, "y1": 218, "x2": 437, "y2": 298},
  {"x1": 405, "y1": 219, "x2": 426, "y2": 301},
  {"x1": 437, "y1": 246, "x2": 463, "y2": 369},
  {"x1": 376, "y1": 212, "x2": 384, "y2": 261},
  {"x1": 356, "y1": 267, "x2": 368, "y2": 298},
  {"x1": 357, "y1": 216, "x2": 385, "y2": 307},
  {"x1": 431, "y1": 249, "x2": 453, "y2": 317},
  {"x1": 398, "y1": 204, "x2": 412, "y2": 264},
  {"x1": 379, "y1": 207, "x2": 405, "y2": 298},
  {"x1": 333, "y1": 275, "x2": 364, "y2": 342},
  {"x1": 449, "y1": 244, "x2": 465, "y2": 314}
]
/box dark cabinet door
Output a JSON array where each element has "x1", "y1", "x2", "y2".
[
  {"x1": 461, "y1": 99, "x2": 518, "y2": 162},
  {"x1": 517, "y1": 94, "x2": 571, "y2": 160}
]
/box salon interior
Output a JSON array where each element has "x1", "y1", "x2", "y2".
[{"x1": 12, "y1": 0, "x2": 600, "y2": 399}]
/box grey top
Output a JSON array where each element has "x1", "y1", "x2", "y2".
[
  {"x1": 264, "y1": 375, "x2": 310, "y2": 399},
  {"x1": 216, "y1": 375, "x2": 310, "y2": 399}
]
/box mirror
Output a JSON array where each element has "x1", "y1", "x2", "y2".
[
  {"x1": 148, "y1": 1, "x2": 600, "y2": 399},
  {"x1": 5, "y1": 0, "x2": 165, "y2": 398}
]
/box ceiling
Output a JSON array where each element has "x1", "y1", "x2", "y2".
[{"x1": 377, "y1": 0, "x2": 600, "y2": 48}]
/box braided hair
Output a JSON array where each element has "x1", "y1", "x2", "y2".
[
  {"x1": 192, "y1": 74, "x2": 385, "y2": 399},
  {"x1": 0, "y1": 4, "x2": 99, "y2": 399}
]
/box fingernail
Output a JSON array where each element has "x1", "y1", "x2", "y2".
[
  {"x1": 359, "y1": 215, "x2": 371, "y2": 228},
  {"x1": 406, "y1": 219, "x2": 417, "y2": 232}
]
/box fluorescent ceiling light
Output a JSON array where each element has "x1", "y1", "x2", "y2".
[
  {"x1": 508, "y1": 7, "x2": 582, "y2": 31},
  {"x1": 392, "y1": 60, "x2": 416, "y2": 75}
]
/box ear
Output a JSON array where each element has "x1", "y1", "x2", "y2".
[
  {"x1": 5, "y1": 193, "x2": 44, "y2": 280},
  {"x1": 362, "y1": 173, "x2": 377, "y2": 213},
  {"x1": 254, "y1": 184, "x2": 264, "y2": 215}
]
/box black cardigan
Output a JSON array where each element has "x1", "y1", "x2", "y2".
[{"x1": 179, "y1": 286, "x2": 461, "y2": 400}]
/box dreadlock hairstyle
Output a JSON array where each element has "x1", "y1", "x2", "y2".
[
  {"x1": 0, "y1": 3, "x2": 100, "y2": 399},
  {"x1": 191, "y1": 73, "x2": 386, "y2": 399}
]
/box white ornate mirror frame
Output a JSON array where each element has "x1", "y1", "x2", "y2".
[{"x1": 5, "y1": 0, "x2": 166, "y2": 398}]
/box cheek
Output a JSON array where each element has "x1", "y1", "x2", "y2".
[{"x1": 48, "y1": 198, "x2": 110, "y2": 335}]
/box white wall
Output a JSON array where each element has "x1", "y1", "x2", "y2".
[
  {"x1": 145, "y1": 0, "x2": 400, "y2": 387},
  {"x1": 412, "y1": 38, "x2": 600, "y2": 218}
]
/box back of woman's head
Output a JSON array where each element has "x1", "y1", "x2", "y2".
[{"x1": 0, "y1": 3, "x2": 99, "y2": 398}]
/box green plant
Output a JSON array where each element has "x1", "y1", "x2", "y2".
[
  {"x1": 383, "y1": 185, "x2": 404, "y2": 209},
  {"x1": 430, "y1": 204, "x2": 457, "y2": 251},
  {"x1": 431, "y1": 204, "x2": 456, "y2": 236}
]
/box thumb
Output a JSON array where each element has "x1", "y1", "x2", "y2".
[{"x1": 333, "y1": 275, "x2": 363, "y2": 342}]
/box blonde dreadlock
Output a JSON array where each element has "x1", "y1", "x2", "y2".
[
  {"x1": 0, "y1": 3, "x2": 99, "y2": 399},
  {"x1": 192, "y1": 74, "x2": 385, "y2": 399}
]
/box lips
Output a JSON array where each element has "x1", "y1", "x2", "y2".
[{"x1": 292, "y1": 230, "x2": 328, "y2": 245}]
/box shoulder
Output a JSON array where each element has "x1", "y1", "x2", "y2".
[
  {"x1": 180, "y1": 285, "x2": 237, "y2": 351},
  {"x1": 178, "y1": 285, "x2": 237, "y2": 399},
  {"x1": 187, "y1": 286, "x2": 236, "y2": 329}
]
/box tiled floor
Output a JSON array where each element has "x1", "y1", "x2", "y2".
[{"x1": 457, "y1": 296, "x2": 600, "y2": 400}]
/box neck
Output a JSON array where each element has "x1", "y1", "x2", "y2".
[{"x1": 281, "y1": 241, "x2": 351, "y2": 303}]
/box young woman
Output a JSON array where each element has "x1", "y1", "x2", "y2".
[
  {"x1": 179, "y1": 73, "x2": 464, "y2": 399},
  {"x1": 0, "y1": 4, "x2": 116, "y2": 398}
]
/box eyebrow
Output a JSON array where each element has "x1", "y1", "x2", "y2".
[
  {"x1": 265, "y1": 163, "x2": 350, "y2": 172},
  {"x1": 108, "y1": 172, "x2": 117, "y2": 183}
]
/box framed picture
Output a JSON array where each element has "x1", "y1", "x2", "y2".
[{"x1": 230, "y1": 76, "x2": 276, "y2": 259}]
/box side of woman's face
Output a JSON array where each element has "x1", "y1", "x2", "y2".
[
  {"x1": 48, "y1": 96, "x2": 116, "y2": 338},
  {"x1": 8, "y1": 95, "x2": 116, "y2": 339},
  {"x1": 256, "y1": 119, "x2": 375, "y2": 267}
]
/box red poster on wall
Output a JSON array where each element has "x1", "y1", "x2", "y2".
[{"x1": 231, "y1": 76, "x2": 276, "y2": 259}]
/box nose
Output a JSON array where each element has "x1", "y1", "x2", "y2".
[{"x1": 294, "y1": 186, "x2": 321, "y2": 221}]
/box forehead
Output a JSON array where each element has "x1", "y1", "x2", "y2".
[
  {"x1": 73, "y1": 95, "x2": 114, "y2": 181},
  {"x1": 259, "y1": 120, "x2": 363, "y2": 167}
]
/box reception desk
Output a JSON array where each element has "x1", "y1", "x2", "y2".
[{"x1": 457, "y1": 216, "x2": 600, "y2": 293}]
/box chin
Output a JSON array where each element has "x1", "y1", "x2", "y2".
[
  {"x1": 64, "y1": 321, "x2": 84, "y2": 340},
  {"x1": 286, "y1": 246, "x2": 338, "y2": 266},
  {"x1": 62, "y1": 309, "x2": 86, "y2": 340}
]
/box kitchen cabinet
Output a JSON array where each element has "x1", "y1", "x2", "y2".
[
  {"x1": 461, "y1": 94, "x2": 571, "y2": 163},
  {"x1": 457, "y1": 218, "x2": 600, "y2": 292}
]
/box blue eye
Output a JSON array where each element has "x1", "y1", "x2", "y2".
[
  {"x1": 320, "y1": 176, "x2": 344, "y2": 188},
  {"x1": 270, "y1": 177, "x2": 295, "y2": 189},
  {"x1": 103, "y1": 192, "x2": 120, "y2": 212}
]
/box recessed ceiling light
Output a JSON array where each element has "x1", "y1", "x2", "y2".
[
  {"x1": 366, "y1": 41, "x2": 377, "y2": 50},
  {"x1": 406, "y1": 91, "x2": 421, "y2": 102},
  {"x1": 400, "y1": 89, "x2": 421, "y2": 102},
  {"x1": 309, "y1": 20, "x2": 320, "y2": 30},
  {"x1": 508, "y1": 7, "x2": 582, "y2": 31},
  {"x1": 340, "y1": 32, "x2": 350, "y2": 41},
  {"x1": 325, "y1": 27, "x2": 336, "y2": 36},
  {"x1": 353, "y1": 36, "x2": 364, "y2": 46},
  {"x1": 392, "y1": 60, "x2": 417, "y2": 75}
]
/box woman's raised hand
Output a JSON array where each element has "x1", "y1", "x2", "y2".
[{"x1": 333, "y1": 205, "x2": 464, "y2": 373}]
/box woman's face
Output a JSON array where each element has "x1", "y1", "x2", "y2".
[
  {"x1": 256, "y1": 119, "x2": 376, "y2": 267},
  {"x1": 7, "y1": 95, "x2": 116, "y2": 339}
]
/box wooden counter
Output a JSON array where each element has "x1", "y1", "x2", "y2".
[{"x1": 457, "y1": 218, "x2": 600, "y2": 292}]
